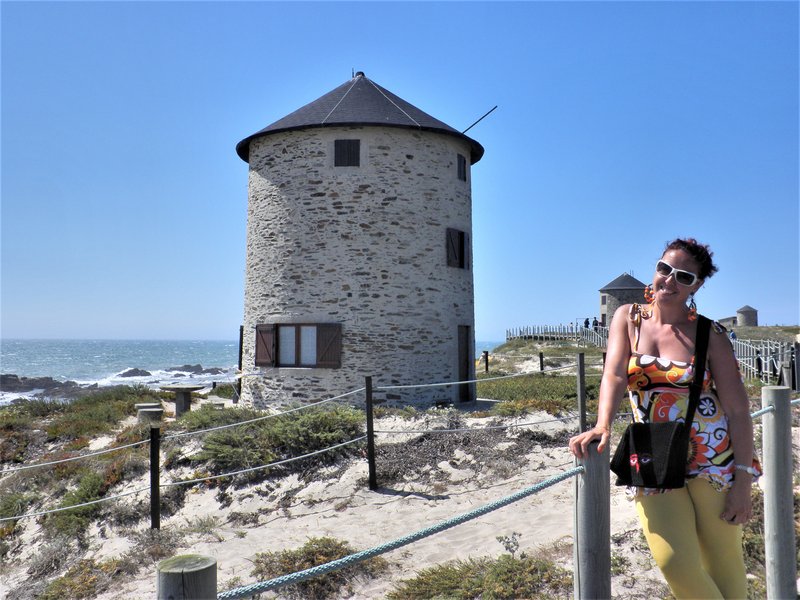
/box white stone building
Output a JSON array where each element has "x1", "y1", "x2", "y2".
[{"x1": 235, "y1": 73, "x2": 484, "y2": 408}]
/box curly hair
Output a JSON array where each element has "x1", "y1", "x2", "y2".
[{"x1": 663, "y1": 238, "x2": 718, "y2": 280}]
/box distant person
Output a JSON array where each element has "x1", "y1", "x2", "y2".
[
  {"x1": 583, "y1": 318, "x2": 590, "y2": 329},
  {"x1": 729, "y1": 329, "x2": 737, "y2": 341},
  {"x1": 592, "y1": 317, "x2": 599, "y2": 331},
  {"x1": 569, "y1": 237, "x2": 759, "y2": 600}
]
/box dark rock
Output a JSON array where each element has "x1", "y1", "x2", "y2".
[
  {"x1": 172, "y1": 373, "x2": 186, "y2": 378},
  {"x1": 167, "y1": 364, "x2": 204, "y2": 374},
  {"x1": 1, "y1": 374, "x2": 76, "y2": 392},
  {"x1": 0, "y1": 374, "x2": 90, "y2": 400},
  {"x1": 119, "y1": 368, "x2": 151, "y2": 378},
  {"x1": 202, "y1": 367, "x2": 225, "y2": 375}
]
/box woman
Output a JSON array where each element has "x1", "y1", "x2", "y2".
[{"x1": 568, "y1": 238, "x2": 759, "y2": 599}]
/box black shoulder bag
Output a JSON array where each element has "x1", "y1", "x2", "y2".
[{"x1": 609, "y1": 315, "x2": 711, "y2": 489}]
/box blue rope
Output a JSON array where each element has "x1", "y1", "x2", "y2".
[
  {"x1": 751, "y1": 406, "x2": 776, "y2": 419},
  {"x1": 217, "y1": 466, "x2": 584, "y2": 599},
  {"x1": 751, "y1": 397, "x2": 800, "y2": 419}
]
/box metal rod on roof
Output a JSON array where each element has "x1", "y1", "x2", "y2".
[{"x1": 462, "y1": 105, "x2": 498, "y2": 134}]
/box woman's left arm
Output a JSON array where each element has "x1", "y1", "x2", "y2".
[{"x1": 708, "y1": 327, "x2": 754, "y2": 525}]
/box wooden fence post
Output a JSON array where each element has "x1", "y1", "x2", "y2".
[
  {"x1": 576, "y1": 353, "x2": 586, "y2": 433},
  {"x1": 761, "y1": 386, "x2": 796, "y2": 600},
  {"x1": 157, "y1": 555, "x2": 217, "y2": 599},
  {"x1": 573, "y1": 440, "x2": 610, "y2": 600},
  {"x1": 150, "y1": 422, "x2": 161, "y2": 530},
  {"x1": 482, "y1": 350, "x2": 489, "y2": 373},
  {"x1": 539, "y1": 352, "x2": 544, "y2": 372},
  {"x1": 365, "y1": 376, "x2": 378, "y2": 491}
]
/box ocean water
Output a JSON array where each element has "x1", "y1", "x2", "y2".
[
  {"x1": 0, "y1": 339, "x2": 505, "y2": 404},
  {"x1": 0, "y1": 339, "x2": 240, "y2": 403}
]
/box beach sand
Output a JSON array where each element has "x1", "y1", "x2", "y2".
[
  {"x1": 77, "y1": 404, "x2": 668, "y2": 598},
  {"x1": 6, "y1": 394, "x2": 793, "y2": 599}
]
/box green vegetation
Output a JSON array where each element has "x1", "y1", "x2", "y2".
[
  {"x1": 45, "y1": 386, "x2": 158, "y2": 440},
  {"x1": 0, "y1": 492, "x2": 37, "y2": 540},
  {"x1": 39, "y1": 558, "x2": 122, "y2": 600},
  {"x1": 186, "y1": 405, "x2": 364, "y2": 478},
  {"x1": 387, "y1": 553, "x2": 572, "y2": 599},
  {"x1": 207, "y1": 383, "x2": 238, "y2": 399},
  {"x1": 731, "y1": 325, "x2": 799, "y2": 342},
  {"x1": 250, "y1": 536, "x2": 389, "y2": 600},
  {"x1": 477, "y1": 372, "x2": 601, "y2": 416},
  {"x1": 45, "y1": 470, "x2": 105, "y2": 538}
]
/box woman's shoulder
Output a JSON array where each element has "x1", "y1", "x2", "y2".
[{"x1": 701, "y1": 315, "x2": 729, "y2": 336}]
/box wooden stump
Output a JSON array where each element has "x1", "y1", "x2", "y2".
[{"x1": 157, "y1": 554, "x2": 217, "y2": 599}]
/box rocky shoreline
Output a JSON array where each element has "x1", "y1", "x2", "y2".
[
  {"x1": 0, "y1": 364, "x2": 229, "y2": 401},
  {"x1": 0, "y1": 374, "x2": 95, "y2": 399}
]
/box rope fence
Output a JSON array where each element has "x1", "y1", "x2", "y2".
[
  {"x1": 2, "y1": 356, "x2": 798, "y2": 598},
  {"x1": 216, "y1": 466, "x2": 585, "y2": 600}
]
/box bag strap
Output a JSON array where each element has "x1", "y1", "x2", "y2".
[{"x1": 684, "y1": 315, "x2": 711, "y2": 428}]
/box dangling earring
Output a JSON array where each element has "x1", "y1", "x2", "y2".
[
  {"x1": 688, "y1": 294, "x2": 697, "y2": 321},
  {"x1": 643, "y1": 285, "x2": 655, "y2": 303}
]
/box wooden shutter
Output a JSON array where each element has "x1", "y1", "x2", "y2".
[
  {"x1": 255, "y1": 324, "x2": 276, "y2": 367},
  {"x1": 334, "y1": 140, "x2": 360, "y2": 167},
  {"x1": 316, "y1": 324, "x2": 342, "y2": 368},
  {"x1": 446, "y1": 228, "x2": 465, "y2": 268}
]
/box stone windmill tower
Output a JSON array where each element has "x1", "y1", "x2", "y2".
[{"x1": 235, "y1": 72, "x2": 484, "y2": 408}]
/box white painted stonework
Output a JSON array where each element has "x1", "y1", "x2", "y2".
[{"x1": 241, "y1": 125, "x2": 476, "y2": 408}]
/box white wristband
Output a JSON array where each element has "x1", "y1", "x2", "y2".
[{"x1": 735, "y1": 464, "x2": 757, "y2": 476}]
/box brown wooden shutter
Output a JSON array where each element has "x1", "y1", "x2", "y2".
[
  {"x1": 334, "y1": 140, "x2": 360, "y2": 167},
  {"x1": 316, "y1": 324, "x2": 342, "y2": 368},
  {"x1": 447, "y1": 228, "x2": 465, "y2": 268},
  {"x1": 255, "y1": 324, "x2": 276, "y2": 367},
  {"x1": 463, "y1": 231, "x2": 470, "y2": 270}
]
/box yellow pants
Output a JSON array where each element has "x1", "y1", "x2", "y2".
[{"x1": 635, "y1": 477, "x2": 747, "y2": 600}]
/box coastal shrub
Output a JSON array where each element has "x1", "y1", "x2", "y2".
[
  {"x1": 191, "y1": 406, "x2": 364, "y2": 477},
  {"x1": 125, "y1": 527, "x2": 184, "y2": 564},
  {"x1": 0, "y1": 429, "x2": 31, "y2": 463},
  {"x1": 387, "y1": 553, "x2": 572, "y2": 599},
  {"x1": 45, "y1": 386, "x2": 157, "y2": 440},
  {"x1": 249, "y1": 536, "x2": 388, "y2": 600},
  {"x1": 1, "y1": 398, "x2": 66, "y2": 426},
  {"x1": 39, "y1": 558, "x2": 121, "y2": 600},
  {"x1": 45, "y1": 470, "x2": 105, "y2": 538},
  {"x1": 0, "y1": 491, "x2": 37, "y2": 538},
  {"x1": 477, "y1": 372, "x2": 600, "y2": 416},
  {"x1": 209, "y1": 383, "x2": 237, "y2": 399},
  {"x1": 178, "y1": 404, "x2": 264, "y2": 431}
]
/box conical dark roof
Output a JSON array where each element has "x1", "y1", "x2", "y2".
[
  {"x1": 236, "y1": 72, "x2": 484, "y2": 164},
  {"x1": 599, "y1": 273, "x2": 647, "y2": 292}
]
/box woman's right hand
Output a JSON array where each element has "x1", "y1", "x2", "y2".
[{"x1": 568, "y1": 425, "x2": 609, "y2": 458}]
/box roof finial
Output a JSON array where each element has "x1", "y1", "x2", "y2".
[{"x1": 355, "y1": 71, "x2": 365, "y2": 78}]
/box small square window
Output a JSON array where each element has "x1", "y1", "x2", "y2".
[
  {"x1": 335, "y1": 139, "x2": 360, "y2": 167},
  {"x1": 457, "y1": 154, "x2": 467, "y2": 181}
]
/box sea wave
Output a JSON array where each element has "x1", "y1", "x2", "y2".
[{"x1": 0, "y1": 365, "x2": 239, "y2": 406}]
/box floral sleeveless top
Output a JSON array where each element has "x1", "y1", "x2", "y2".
[{"x1": 626, "y1": 311, "x2": 760, "y2": 496}]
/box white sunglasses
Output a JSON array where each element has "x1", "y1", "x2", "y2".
[{"x1": 655, "y1": 260, "x2": 699, "y2": 286}]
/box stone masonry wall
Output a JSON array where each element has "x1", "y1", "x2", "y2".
[
  {"x1": 603, "y1": 288, "x2": 646, "y2": 325},
  {"x1": 241, "y1": 126, "x2": 476, "y2": 408}
]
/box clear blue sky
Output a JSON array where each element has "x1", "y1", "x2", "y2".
[{"x1": 2, "y1": 1, "x2": 798, "y2": 342}]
